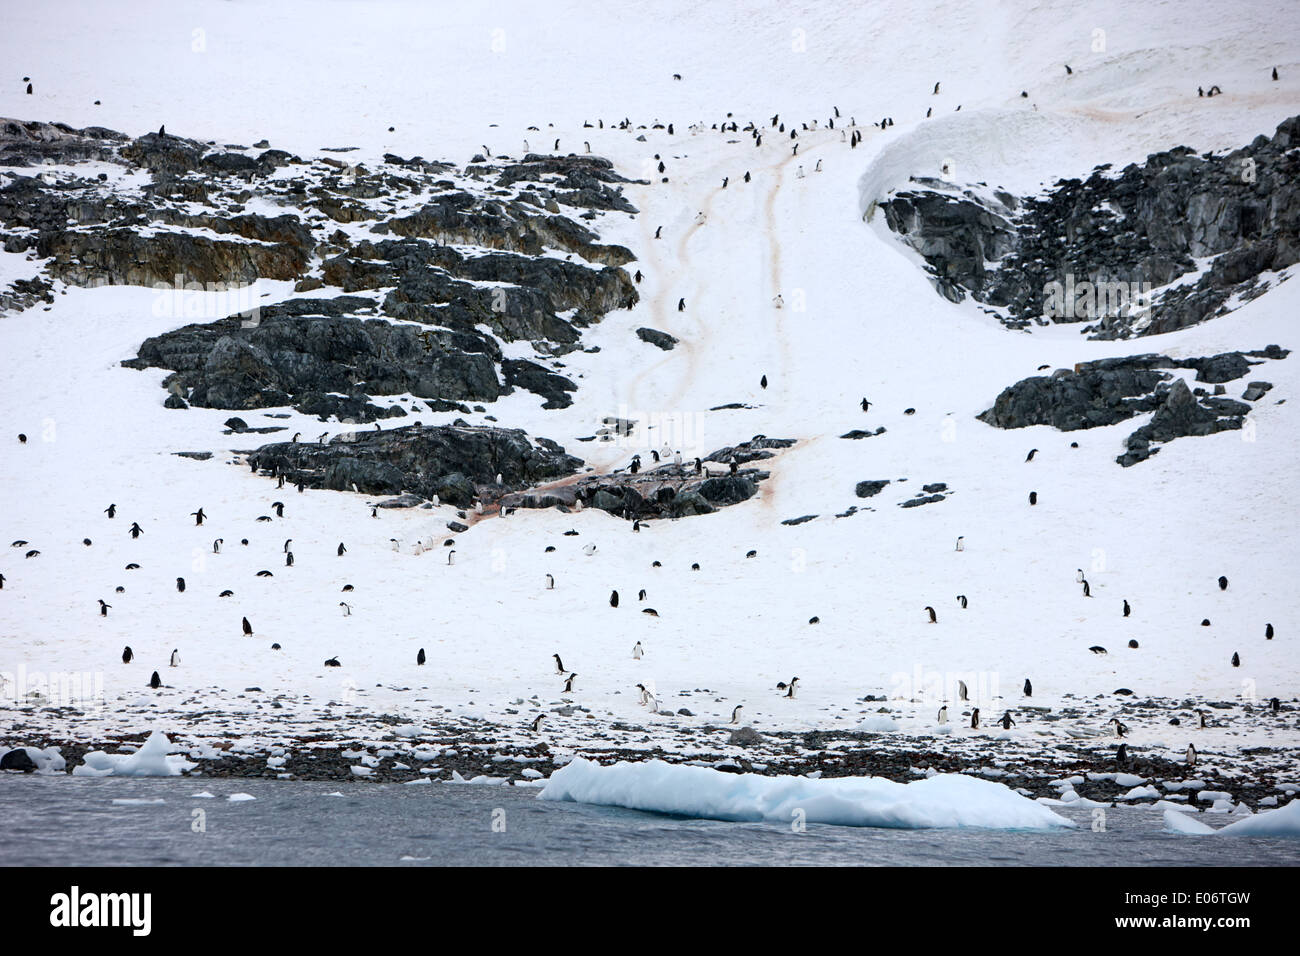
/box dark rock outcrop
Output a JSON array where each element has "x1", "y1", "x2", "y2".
[{"x1": 636, "y1": 327, "x2": 679, "y2": 350}]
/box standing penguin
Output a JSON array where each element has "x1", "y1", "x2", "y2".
[
  {"x1": 563, "y1": 672, "x2": 578, "y2": 694},
  {"x1": 999, "y1": 710, "x2": 1015, "y2": 730},
  {"x1": 285, "y1": 552, "x2": 294, "y2": 567},
  {"x1": 1029, "y1": 491, "x2": 1038, "y2": 505},
  {"x1": 553, "y1": 653, "x2": 565, "y2": 675},
  {"x1": 150, "y1": 671, "x2": 162, "y2": 689},
  {"x1": 191, "y1": 508, "x2": 206, "y2": 526},
  {"x1": 1123, "y1": 599, "x2": 1130, "y2": 617},
  {"x1": 122, "y1": 646, "x2": 133, "y2": 664},
  {"x1": 957, "y1": 680, "x2": 969, "y2": 701},
  {"x1": 242, "y1": 616, "x2": 253, "y2": 636},
  {"x1": 1116, "y1": 743, "x2": 1129, "y2": 767},
  {"x1": 546, "y1": 574, "x2": 554, "y2": 590},
  {"x1": 760, "y1": 374, "x2": 768, "y2": 389},
  {"x1": 1218, "y1": 575, "x2": 1228, "y2": 590},
  {"x1": 531, "y1": 714, "x2": 547, "y2": 732},
  {"x1": 98, "y1": 599, "x2": 110, "y2": 617},
  {"x1": 1266, "y1": 623, "x2": 1274, "y2": 639},
  {"x1": 957, "y1": 594, "x2": 967, "y2": 609},
  {"x1": 337, "y1": 543, "x2": 347, "y2": 556},
  {"x1": 176, "y1": 577, "x2": 185, "y2": 592},
  {"x1": 677, "y1": 297, "x2": 685, "y2": 312},
  {"x1": 610, "y1": 589, "x2": 619, "y2": 608},
  {"x1": 1082, "y1": 579, "x2": 1091, "y2": 597},
  {"x1": 937, "y1": 704, "x2": 948, "y2": 724},
  {"x1": 925, "y1": 606, "x2": 937, "y2": 623},
  {"x1": 970, "y1": 708, "x2": 980, "y2": 729},
  {"x1": 632, "y1": 641, "x2": 643, "y2": 660},
  {"x1": 170, "y1": 649, "x2": 180, "y2": 667},
  {"x1": 1025, "y1": 448, "x2": 1038, "y2": 461},
  {"x1": 730, "y1": 705, "x2": 743, "y2": 725},
  {"x1": 955, "y1": 536, "x2": 964, "y2": 551},
  {"x1": 1186, "y1": 743, "x2": 1197, "y2": 767},
  {"x1": 417, "y1": 648, "x2": 426, "y2": 666},
  {"x1": 1023, "y1": 679, "x2": 1032, "y2": 697},
  {"x1": 129, "y1": 522, "x2": 143, "y2": 539},
  {"x1": 1231, "y1": 652, "x2": 1240, "y2": 667},
  {"x1": 105, "y1": 504, "x2": 117, "y2": 518}
]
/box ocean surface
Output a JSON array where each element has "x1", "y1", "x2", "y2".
[{"x1": 2, "y1": 776, "x2": 1297, "y2": 866}]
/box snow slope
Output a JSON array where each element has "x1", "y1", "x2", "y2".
[{"x1": 1, "y1": 1, "x2": 1298, "y2": 772}]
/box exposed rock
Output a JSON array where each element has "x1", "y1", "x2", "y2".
[
  {"x1": 728, "y1": 726, "x2": 764, "y2": 747},
  {"x1": 854, "y1": 479, "x2": 890, "y2": 498},
  {"x1": 636, "y1": 327, "x2": 679, "y2": 350},
  {"x1": 0, "y1": 748, "x2": 37, "y2": 772}
]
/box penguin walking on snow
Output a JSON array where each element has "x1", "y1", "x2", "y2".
[
  {"x1": 999, "y1": 710, "x2": 1015, "y2": 730},
  {"x1": 1023, "y1": 679, "x2": 1032, "y2": 697},
  {"x1": 242, "y1": 616, "x2": 253, "y2": 636},
  {"x1": 1123, "y1": 599, "x2": 1130, "y2": 617},
  {"x1": 531, "y1": 714, "x2": 546, "y2": 732},
  {"x1": 760, "y1": 374, "x2": 768, "y2": 389},
  {"x1": 783, "y1": 677, "x2": 799, "y2": 698},
  {"x1": 1185, "y1": 743, "x2": 1197, "y2": 768},
  {"x1": 553, "y1": 653, "x2": 565, "y2": 675},
  {"x1": 957, "y1": 594, "x2": 967, "y2": 609},
  {"x1": 731, "y1": 705, "x2": 743, "y2": 724},
  {"x1": 122, "y1": 646, "x2": 133, "y2": 664},
  {"x1": 191, "y1": 508, "x2": 206, "y2": 525},
  {"x1": 925, "y1": 606, "x2": 937, "y2": 623},
  {"x1": 417, "y1": 648, "x2": 426, "y2": 665},
  {"x1": 105, "y1": 504, "x2": 117, "y2": 518},
  {"x1": 1218, "y1": 575, "x2": 1228, "y2": 590},
  {"x1": 955, "y1": 536, "x2": 964, "y2": 551},
  {"x1": 678, "y1": 297, "x2": 685, "y2": 312},
  {"x1": 150, "y1": 671, "x2": 162, "y2": 689},
  {"x1": 176, "y1": 577, "x2": 186, "y2": 593},
  {"x1": 1109, "y1": 718, "x2": 1128, "y2": 737},
  {"x1": 610, "y1": 589, "x2": 619, "y2": 608},
  {"x1": 170, "y1": 649, "x2": 180, "y2": 667},
  {"x1": 129, "y1": 522, "x2": 143, "y2": 539},
  {"x1": 632, "y1": 641, "x2": 643, "y2": 660},
  {"x1": 957, "y1": 680, "x2": 969, "y2": 701},
  {"x1": 337, "y1": 543, "x2": 347, "y2": 556},
  {"x1": 98, "y1": 599, "x2": 110, "y2": 617},
  {"x1": 937, "y1": 704, "x2": 948, "y2": 724},
  {"x1": 1266, "y1": 623, "x2": 1273, "y2": 639},
  {"x1": 562, "y1": 672, "x2": 578, "y2": 694}
]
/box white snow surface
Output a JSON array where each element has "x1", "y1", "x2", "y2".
[
  {"x1": 539, "y1": 757, "x2": 1074, "y2": 829},
  {"x1": 0, "y1": 1, "x2": 1297, "y2": 769}
]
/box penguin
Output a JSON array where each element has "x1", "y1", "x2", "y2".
[
  {"x1": 655, "y1": 225, "x2": 662, "y2": 239},
  {"x1": 643, "y1": 608, "x2": 659, "y2": 617},
  {"x1": 1185, "y1": 743, "x2": 1197, "y2": 768},
  {"x1": 1128, "y1": 640, "x2": 1139, "y2": 648},
  {"x1": 722, "y1": 177, "x2": 728, "y2": 188},
  {"x1": 1023, "y1": 679, "x2": 1032, "y2": 697},
  {"x1": 213, "y1": 538, "x2": 223, "y2": 553},
  {"x1": 1201, "y1": 619, "x2": 1211, "y2": 627},
  {"x1": 784, "y1": 677, "x2": 799, "y2": 698},
  {"x1": 563, "y1": 672, "x2": 578, "y2": 694},
  {"x1": 745, "y1": 550, "x2": 756, "y2": 558},
  {"x1": 337, "y1": 543, "x2": 347, "y2": 556},
  {"x1": 955, "y1": 536, "x2": 964, "y2": 551},
  {"x1": 1197, "y1": 709, "x2": 1207, "y2": 729},
  {"x1": 285, "y1": 552, "x2": 294, "y2": 567},
  {"x1": 283, "y1": 538, "x2": 292, "y2": 553},
  {"x1": 730, "y1": 705, "x2": 743, "y2": 725},
  {"x1": 937, "y1": 704, "x2": 948, "y2": 724},
  {"x1": 105, "y1": 504, "x2": 117, "y2": 518},
  {"x1": 447, "y1": 550, "x2": 457, "y2": 566},
  {"x1": 417, "y1": 648, "x2": 426, "y2": 666},
  {"x1": 638, "y1": 589, "x2": 647, "y2": 601},
  {"x1": 220, "y1": 590, "x2": 234, "y2": 597},
  {"x1": 808, "y1": 616, "x2": 819, "y2": 625},
  {"x1": 242, "y1": 616, "x2": 253, "y2": 636},
  {"x1": 933, "y1": 81, "x2": 940, "y2": 94},
  {"x1": 546, "y1": 574, "x2": 554, "y2": 590},
  {"x1": 371, "y1": 507, "x2": 378, "y2": 518},
  {"x1": 1270, "y1": 697, "x2": 1281, "y2": 713},
  {"x1": 26, "y1": 83, "x2": 32, "y2": 95},
  {"x1": 191, "y1": 508, "x2": 206, "y2": 525},
  {"x1": 634, "y1": 269, "x2": 642, "y2": 283},
  {"x1": 970, "y1": 708, "x2": 980, "y2": 729},
  {"x1": 1082, "y1": 579, "x2": 1091, "y2": 597},
  {"x1": 257, "y1": 570, "x2": 273, "y2": 577},
  {"x1": 1231, "y1": 652, "x2": 1240, "y2": 667},
  {"x1": 324, "y1": 656, "x2": 341, "y2": 667},
  {"x1": 1028, "y1": 491, "x2": 1037, "y2": 505},
  {"x1": 1218, "y1": 575, "x2": 1228, "y2": 591},
  {"x1": 553, "y1": 653, "x2": 565, "y2": 675},
  {"x1": 342, "y1": 584, "x2": 354, "y2": 592},
  {"x1": 760, "y1": 374, "x2": 768, "y2": 389},
  {"x1": 169, "y1": 649, "x2": 180, "y2": 668},
  {"x1": 744, "y1": 171, "x2": 750, "y2": 183},
  {"x1": 926, "y1": 107, "x2": 932, "y2": 118},
  {"x1": 25, "y1": 550, "x2": 39, "y2": 559},
  {"x1": 999, "y1": 710, "x2": 1015, "y2": 730},
  {"x1": 633, "y1": 641, "x2": 643, "y2": 660},
  {"x1": 957, "y1": 594, "x2": 967, "y2": 609},
  {"x1": 531, "y1": 714, "x2": 546, "y2": 732},
  {"x1": 129, "y1": 522, "x2": 143, "y2": 538},
  {"x1": 1266, "y1": 623, "x2": 1274, "y2": 639},
  {"x1": 925, "y1": 606, "x2": 937, "y2": 623},
  {"x1": 122, "y1": 646, "x2": 133, "y2": 664},
  {"x1": 1089, "y1": 646, "x2": 1108, "y2": 655},
  {"x1": 1123, "y1": 599, "x2": 1130, "y2": 617},
  {"x1": 150, "y1": 671, "x2": 162, "y2": 689},
  {"x1": 98, "y1": 599, "x2": 110, "y2": 616},
  {"x1": 1064, "y1": 64, "x2": 1072, "y2": 74},
  {"x1": 273, "y1": 502, "x2": 284, "y2": 518},
  {"x1": 1198, "y1": 86, "x2": 1204, "y2": 97},
  {"x1": 1116, "y1": 743, "x2": 1129, "y2": 767},
  {"x1": 176, "y1": 577, "x2": 186, "y2": 592},
  {"x1": 1109, "y1": 718, "x2": 1128, "y2": 737},
  {"x1": 339, "y1": 602, "x2": 352, "y2": 616},
  {"x1": 861, "y1": 398, "x2": 871, "y2": 411},
  {"x1": 957, "y1": 680, "x2": 969, "y2": 701},
  {"x1": 271, "y1": 643, "x2": 281, "y2": 651},
  {"x1": 0, "y1": 573, "x2": 5, "y2": 589},
  {"x1": 678, "y1": 297, "x2": 685, "y2": 312},
  {"x1": 1025, "y1": 448, "x2": 1038, "y2": 462},
  {"x1": 610, "y1": 589, "x2": 619, "y2": 608}
]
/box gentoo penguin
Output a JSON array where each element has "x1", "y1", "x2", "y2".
[
  {"x1": 1218, "y1": 575, "x2": 1228, "y2": 590},
  {"x1": 638, "y1": 589, "x2": 647, "y2": 601},
  {"x1": 925, "y1": 606, "x2": 937, "y2": 623},
  {"x1": 760, "y1": 374, "x2": 768, "y2": 389},
  {"x1": 730, "y1": 705, "x2": 743, "y2": 725},
  {"x1": 937, "y1": 704, "x2": 948, "y2": 724},
  {"x1": 546, "y1": 574, "x2": 554, "y2": 590},
  {"x1": 1023, "y1": 679, "x2": 1032, "y2": 697},
  {"x1": 677, "y1": 297, "x2": 685, "y2": 312},
  {"x1": 955, "y1": 536, "x2": 964, "y2": 551},
  {"x1": 98, "y1": 599, "x2": 110, "y2": 616},
  {"x1": 744, "y1": 171, "x2": 750, "y2": 182},
  {"x1": 105, "y1": 504, "x2": 116, "y2": 518},
  {"x1": 1025, "y1": 448, "x2": 1038, "y2": 462},
  {"x1": 610, "y1": 589, "x2": 619, "y2": 608},
  {"x1": 655, "y1": 225, "x2": 662, "y2": 239},
  {"x1": 1197, "y1": 709, "x2": 1207, "y2": 728},
  {"x1": 1076, "y1": 568, "x2": 1085, "y2": 583},
  {"x1": 808, "y1": 616, "x2": 819, "y2": 624},
  {"x1": 563, "y1": 672, "x2": 578, "y2": 693},
  {"x1": 447, "y1": 550, "x2": 455, "y2": 565},
  {"x1": 1116, "y1": 742, "x2": 1129, "y2": 766},
  {"x1": 957, "y1": 594, "x2": 968, "y2": 609},
  {"x1": 339, "y1": 602, "x2": 351, "y2": 616},
  {"x1": 970, "y1": 708, "x2": 980, "y2": 729},
  {"x1": 957, "y1": 680, "x2": 969, "y2": 701},
  {"x1": 1123, "y1": 599, "x2": 1130, "y2": 617},
  {"x1": 150, "y1": 671, "x2": 162, "y2": 689},
  {"x1": 999, "y1": 710, "x2": 1015, "y2": 730},
  {"x1": 176, "y1": 577, "x2": 186, "y2": 592},
  {"x1": 324, "y1": 656, "x2": 341, "y2": 667},
  {"x1": 122, "y1": 646, "x2": 133, "y2": 664},
  {"x1": 1082, "y1": 579, "x2": 1091, "y2": 597},
  {"x1": 1064, "y1": 64, "x2": 1072, "y2": 74},
  {"x1": 417, "y1": 648, "x2": 426, "y2": 666},
  {"x1": 273, "y1": 502, "x2": 284, "y2": 517},
  {"x1": 284, "y1": 538, "x2": 293, "y2": 553},
  {"x1": 861, "y1": 398, "x2": 871, "y2": 411},
  {"x1": 129, "y1": 522, "x2": 143, "y2": 539},
  {"x1": 1231, "y1": 652, "x2": 1240, "y2": 667},
  {"x1": 337, "y1": 543, "x2": 347, "y2": 556},
  {"x1": 191, "y1": 508, "x2": 206, "y2": 526},
  {"x1": 1109, "y1": 718, "x2": 1128, "y2": 737},
  {"x1": 933, "y1": 81, "x2": 940, "y2": 94},
  {"x1": 219, "y1": 590, "x2": 233, "y2": 598},
  {"x1": 784, "y1": 677, "x2": 799, "y2": 698},
  {"x1": 242, "y1": 616, "x2": 253, "y2": 636},
  {"x1": 531, "y1": 714, "x2": 546, "y2": 732},
  {"x1": 285, "y1": 552, "x2": 294, "y2": 567},
  {"x1": 170, "y1": 649, "x2": 180, "y2": 667},
  {"x1": 745, "y1": 550, "x2": 756, "y2": 558},
  {"x1": 256, "y1": 570, "x2": 273, "y2": 577},
  {"x1": 1128, "y1": 640, "x2": 1139, "y2": 648},
  {"x1": 1270, "y1": 697, "x2": 1281, "y2": 713},
  {"x1": 1029, "y1": 491, "x2": 1038, "y2": 505},
  {"x1": 1089, "y1": 646, "x2": 1107, "y2": 654},
  {"x1": 1273, "y1": 67, "x2": 1279, "y2": 81},
  {"x1": 1185, "y1": 743, "x2": 1197, "y2": 768},
  {"x1": 553, "y1": 653, "x2": 565, "y2": 675},
  {"x1": 213, "y1": 538, "x2": 223, "y2": 553},
  {"x1": 1266, "y1": 623, "x2": 1274, "y2": 639}
]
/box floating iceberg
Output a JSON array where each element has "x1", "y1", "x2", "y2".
[
  {"x1": 1164, "y1": 800, "x2": 1299, "y2": 837},
  {"x1": 538, "y1": 758, "x2": 1074, "y2": 830},
  {"x1": 72, "y1": 730, "x2": 197, "y2": 777}
]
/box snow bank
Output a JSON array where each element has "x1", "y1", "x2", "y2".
[
  {"x1": 72, "y1": 730, "x2": 197, "y2": 777},
  {"x1": 538, "y1": 758, "x2": 1074, "y2": 830}
]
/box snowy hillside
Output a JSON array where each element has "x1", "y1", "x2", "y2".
[{"x1": 1, "y1": 0, "x2": 1298, "y2": 804}]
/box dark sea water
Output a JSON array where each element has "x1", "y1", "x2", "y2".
[{"x1": 2, "y1": 776, "x2": 1297, "y2": 866}]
